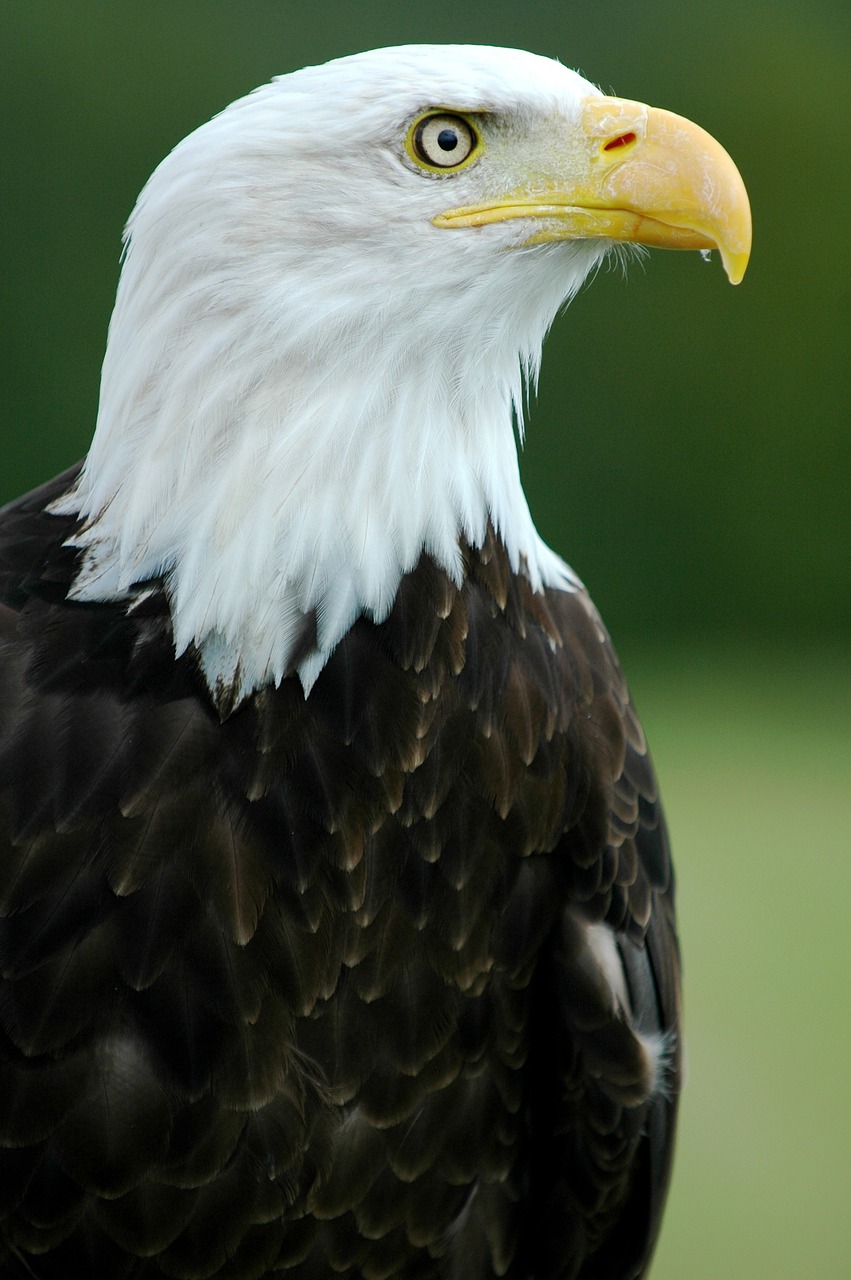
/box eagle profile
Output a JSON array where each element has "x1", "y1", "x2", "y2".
[{"x1": 0, "y1": 45, "x2": 750, "y2": 1279}]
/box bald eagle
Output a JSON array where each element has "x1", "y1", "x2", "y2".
[{"x1": 0, "y1": 45, "x2": 749, "y2": 1280}]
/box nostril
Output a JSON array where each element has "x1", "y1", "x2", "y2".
[{"x1": 603, "y1": 131, "x2": 637, "y2": 152}]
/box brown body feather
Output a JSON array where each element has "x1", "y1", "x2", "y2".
[{"x1": 0, "y1": 467, "x2": 680, "y2": 1279}]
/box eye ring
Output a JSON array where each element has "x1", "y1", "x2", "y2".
[{"x1": 407, "y1": 112, "x2": 482, "y2": 173}]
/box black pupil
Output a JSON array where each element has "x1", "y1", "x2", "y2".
[{"x1": 437, "y1": 128, "x2": 459, "y2": 152}]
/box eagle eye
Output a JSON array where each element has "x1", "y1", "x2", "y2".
[{"x1": 408, "y1": 112, "x2": 481, "y2": 172}]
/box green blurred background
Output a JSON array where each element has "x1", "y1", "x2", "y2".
[{"x1": 2, "y1": 2, "x2": 849, "y2": 1276}]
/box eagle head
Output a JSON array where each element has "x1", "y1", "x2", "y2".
[{"x1": 55, "y1": 45, "x2": 750, "y2": 708}]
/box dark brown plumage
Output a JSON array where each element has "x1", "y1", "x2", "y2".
[{"x1": 0, "y1": 466, "x2": 679, "y2": 1279}]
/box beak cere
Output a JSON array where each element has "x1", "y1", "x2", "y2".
[{"x1": 434, "y1": 96, "x2": 752, "y2": 284}]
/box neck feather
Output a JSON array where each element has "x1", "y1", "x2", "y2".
[{"x1": 56, "y1": 219, "x2": 592, "y2": 707}]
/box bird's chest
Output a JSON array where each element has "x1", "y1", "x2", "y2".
[
  {"x1": 223, "y1": 631, "x2": 570, "y2": 1232},
  {"x1": 239, "y1": 715, "x2": 554, "y2": 1267}
]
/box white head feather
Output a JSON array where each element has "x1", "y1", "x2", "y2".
[{"x1": 56, "y1": 45, "x2": 608, "y2": 705}]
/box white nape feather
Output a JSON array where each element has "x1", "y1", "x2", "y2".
[{"x1": 54, "y1": 45, "x2": 610, "y2": 706}]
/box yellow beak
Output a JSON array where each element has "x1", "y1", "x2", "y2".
[{"x1": 433, "y1": 96, "x2": 752, "y2": 284}]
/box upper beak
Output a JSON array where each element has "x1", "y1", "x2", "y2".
[{"x1": 433, "y1": 96, "x2": 752, "y2": 285}]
